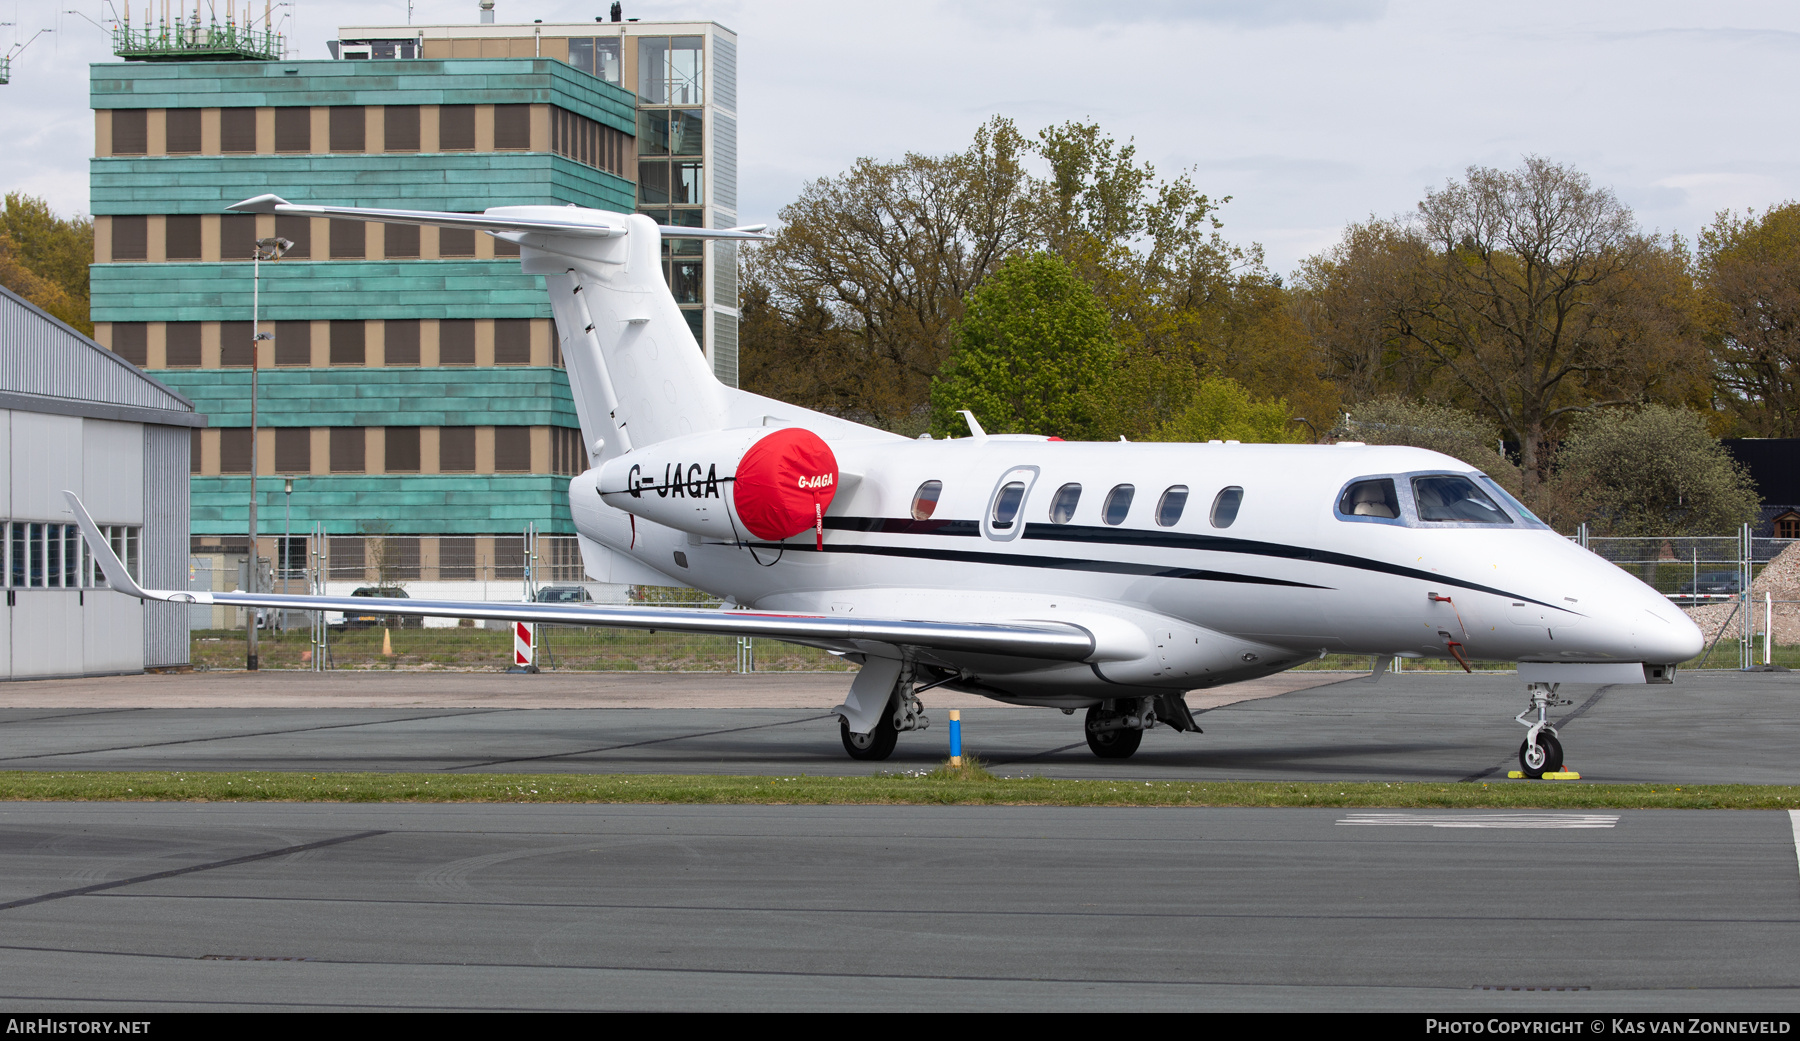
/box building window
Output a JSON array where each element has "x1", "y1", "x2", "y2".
[
  {"x1": 329, "y1": 536, "x2": 365, "y2": 579},
  {"x1": 552, "y1": 426, "x2": 584, "y2": 475},
  {"x1": 275, "y1": 107, "x2": 312, "y2": 152},
  {"x1": 440, "y1": 427, "x2": 476, "y2": 472},
  {"x1": 330, "y1": 427, "x2": 365, "y2": 473},
  {"x1": 385, "y1": 222, "x2": 420, "y2": 258},
  {"x1": 166, "y1": 322, "x2": 202, "y2": 367},
  {"x1": 671, "y1": 260, "x2": 703, "y2": 304},
  {"x1": 329, "y1": 321, "x2": 365, "y2": 365},
  {"x1": 166, "y1": 108, "x2": 201, "y2": 153},
  {"x1": 439, "y1": 320, "x2": 475, "y2": 365},
  {"x1": 274, "y1": 321, "x2": 310, "y2": 366},
  {"x1": 494, "y1": 427, "x2": 531, "y2": 472},
  {"x1": 385, "y1": 427, "x2": 420, "y2": 472},
  {"x1": 275, "y1": 428, "x2": 310, "y2": 474},
  {"x1": 275, "y1": 214, "x2": 311, "y2": 258},
  {"x1": 384, "y1": 105, "x2": 420, "y2": 151},
  {"x1": 638, "y1": 36, "x2": 703, "y2": 106},
  {"x1": 221, "y1": 107, "x2": 257, "y2": 152},
  {"x1": 3, "y1": 522, "x2": 138, "y2": 589},
  {"x1": 566, "y1": 37, "x2": 621, "y2": 84},
  {"x1": 220, "y1": 321, "x2": 253, "y2": 367},
  {"x1": 112, "y1": 109, "x2": 147, "y2": 155},
  {"x1": 439, "y1": 105, "x2": 475, "y2": 151},
  {"x1": 639, "y1": 109, "x2": 701, "y2": 157},
  {"x1": 191, "y1": 430, "x2": 202, "y2": 474},
  {"x1": 385, "y1": 319, "x2": 420, "y2": 365},
  {"x1": 329, "y1": 219, "x2": 364, "y2": 259},
  {"x1": 220, "y1": 428, "x2": 252, "y2": 473},
  {"x1": 112, "y1": 216, "x2": 147, "y2": 261},
  {"x1": 1778, "y1": 514, "x2": 1800, "y2": 540},
  {"x1": 221, "y1": 213, "x2": 256, "y2": 260},
  {"x1": 494, "y1": 319, "x2": 530, "y2": 364},
  {"x1": 494, "y1": 105, "x2": 530, "y2": 150},
  {"x1": 166, "y1": 215, "x2": 202, "y2": 260},
  {"x1": 439, "y1": 537, "x2": 476, "y2": 580},
  {"x1": 112, "y1": 322, "x2": 148, "y2": 366},
  {"x1": 329, "y1": 106, "x2": 364, "y2": 152},
  {"x1": 551, "y1": 107, "x2": 627, "y2": 177},
  {"x1": 439, "y1": 227, "x2": 475, "y2": 257}
]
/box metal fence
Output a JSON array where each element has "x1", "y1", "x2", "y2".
[{"x1": 1582, "y1": 524, "x2": 1799, "y2": 670}]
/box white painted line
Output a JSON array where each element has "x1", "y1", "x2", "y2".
[
  {"x1": 1789, "y1": 811, "x2": 1800, "y2": 886},
  {"x1": 1336, "y1": 812, "x2": 1618, "y2": 829}
]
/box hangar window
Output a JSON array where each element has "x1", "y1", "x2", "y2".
[
  {"x1": 1337, "y1": 479, "x2": 1398, "y2": 520},
  {"x1": 910, "y1": 480, "x2": 942, "y2": 521},
  {"x1": 1211, "y1": 487, "x2": 1243, "y2": 528},
  {"x1": 1411, "y1": 475, "x2": 1512, "y2": 524},
  {"x1": 1049, "y1": 483, "x2": 1081, "y2": 524},
  {"x1": 1157, "y1": 486, "x2": 1188, "y2": 527},
  {"x1": 990, "y1": 482, "x2": 1026, "y2": 531},
  {"x1": 1103, "y1": 484, "x2": 1134, "y2": 525}
]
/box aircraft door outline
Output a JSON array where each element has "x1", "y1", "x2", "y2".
[{"x1": 981, "y1": 465, "x2": 1040, "y2": 542}]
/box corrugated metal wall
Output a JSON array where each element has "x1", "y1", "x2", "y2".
[
  {"x1": 141, "y1": 423, "x2": 191, "y2": 667},
  {"x1": 0, "y1": 288, "x2": 190, "y2": 412}
]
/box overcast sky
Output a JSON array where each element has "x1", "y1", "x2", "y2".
[{"x1": 5, "y1": 0, "x2": 1798, "y2": 276}]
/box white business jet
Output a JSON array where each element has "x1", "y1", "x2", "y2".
[{"x1": 64, "y1": 195, "x2": 1704, "y2": 777}]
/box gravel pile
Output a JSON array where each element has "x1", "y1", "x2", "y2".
[{"x1": 1683, "y1": 541, "x2": 1800, "y2": 645}]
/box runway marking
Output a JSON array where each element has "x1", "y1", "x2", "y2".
[
  {"x1": 0, "y1": 710, "x2": 505, "y2": 763},
  {"x1": 0, "y1": 830, "x2": 386, "y2": 912},
  {"x1": 1336, "y1": 812, "x2": 1618, "y2": 829},
  {"x1": 444, "y1": 714, "x2": 834, "y2": 770}
]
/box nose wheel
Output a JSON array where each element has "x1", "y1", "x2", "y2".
[{"x1": 1515, "y1": 681, "x2": 1573, "y2": 779}]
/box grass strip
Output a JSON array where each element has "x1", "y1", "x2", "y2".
[{"x1": 1, "y1": 770, "x2": 1797, "y2": 809}]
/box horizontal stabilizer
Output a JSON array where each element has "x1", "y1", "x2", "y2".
[
  {"x1": 63, "y1": 492, "x2": 1091, "y2": 662},
  {"x1": 225, "y1": 195, "x2": 772, "y2": 241}
]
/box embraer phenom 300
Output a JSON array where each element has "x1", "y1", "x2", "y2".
[{"x1": 65, "y1": 194, "x2": 1702, "y2": 777}]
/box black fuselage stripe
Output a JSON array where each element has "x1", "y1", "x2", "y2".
[
  {"x1": 743, "y1": 542, "x2": 1324, "y2": 588},
  {"x1": 813, "y1": 516, "x2": 1570, "y2": 611}
]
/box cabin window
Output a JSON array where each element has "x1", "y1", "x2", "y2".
[
  {"x1": 1411, "y1": 475, "x2": 1511, "y2": 524},
  {"x1": 991, "y1": 482, "x2": 1026, "y2": 530},
  {"x1": 1103, "y1": 484, "x2": 1134, "y2": 525},
  {"x1": 911, "y1": 480, "x2": 943, "y2": 521},
  {"x1": 1049, "y1": 483, "x2": 1081, "y2": 524},
  {"x1": 1338, "y1": 479, "x2": 1398, "y2": 520},
  {"x1": 1211, "y1": 486, "x2": 1244, "y2": 528},
  {"x1": 1156, "y1": 486, "x2": 1188, "y2": 527}
]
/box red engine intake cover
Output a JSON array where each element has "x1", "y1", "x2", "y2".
[{"x1": 732, "y1": 428, "x2": 839, "y2": 541}]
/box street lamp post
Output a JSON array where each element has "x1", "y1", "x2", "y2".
[
  {"x1": 283, "y1": 476, "x2": 294, "y2": 634},
  {"x1": 246, "y1": 236, "x2": 292, "y2": 671}
]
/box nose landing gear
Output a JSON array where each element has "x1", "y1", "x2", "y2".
[{"x1": 1515, "y1": 681, "x2": 1572, "y2": 778}]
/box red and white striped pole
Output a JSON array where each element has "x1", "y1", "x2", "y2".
[{"x1": 513, "y1": 620, "x2": 535, "y2": 671}]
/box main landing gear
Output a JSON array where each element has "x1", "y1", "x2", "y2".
[
  {"x1": 1084, "y1": 695, "x2": 1200, "y2": 760},
  {"x1": 839, "y1": 666, "x2": 931, "y2": 761},
  {"x1": 1515, "y1": 681, "x2": 1572, "y2": 778}
]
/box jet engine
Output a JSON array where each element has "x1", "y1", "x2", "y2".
[{"x1": 594, "y1": 426, "x2": 839, "y2": 543}]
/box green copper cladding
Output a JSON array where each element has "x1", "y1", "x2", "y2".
[
  {"x1": 152, "y1": 368, "x2": 578, "y2": 428},
  {"x1": 92, "y1": 154, "x2": 634, "y2": 215},
  {"x1": 92, "y1": 261, "x2": 550, "y2": 323},
  {"x1": 90, "y1": 57, "x2": 636, "y2": 134},
  {"x1": 191, "y1": 475, "x2": 576, "y2": 535}
]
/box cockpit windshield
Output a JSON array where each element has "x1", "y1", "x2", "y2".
[{"x1": 1411, "y1": 475, "x2": 1512, "y2": 524}]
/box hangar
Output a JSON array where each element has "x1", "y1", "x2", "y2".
[{"x1": 1, "y1": 284, "x2": 201, "y2": 678}]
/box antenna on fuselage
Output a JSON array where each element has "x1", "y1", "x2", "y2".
[{"x1": 957, "y1": 410, "x2": 987, "y2": 440}]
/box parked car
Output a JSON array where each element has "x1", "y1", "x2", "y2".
[
  {"x1": 533, "y1": 585, "x2": 594, "y2": 604},
  {"x1": 1678, "y1": 571, "x2": 1743, "y2": 596},
  {"x1": 334, "y1": 586, "x2": 422, "y2": 629}
]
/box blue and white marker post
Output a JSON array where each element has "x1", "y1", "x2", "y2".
[{"x1": 949, "y1": 709, "x2": 962, "y2": 767}]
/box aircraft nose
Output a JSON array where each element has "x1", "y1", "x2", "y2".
[{"x1": 1633, "y1": 596, "x2": 1704, "y2": 664}]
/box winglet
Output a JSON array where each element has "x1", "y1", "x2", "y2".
[
  {"x1": 227, "y1": 194, "x2": 289, "y2": 214},
  {"x1": 62, "y1": 491, "x2": 149, "y2": 599}
]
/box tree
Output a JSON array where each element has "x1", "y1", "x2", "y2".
[
  {"x1": 1148, "y1": 377, "x2": 1304, "y2": 444},
  {"x1": 743, "y1": 118, "x2": 1038, "y2": 430},
  {"x1": 1699, "y1": 202, "x2": 1800, "y2": 436},
  {"x1": 1297, "y1": 158, "x2": 1709, "y2": 487},
  {"x1": 1333, "y1": 397, "x2": 1523, "y2": 492},
  {"x1": 928, "y1": 252, "x2": 1120, "y2": 440},
  {"x1": 1547, "y1": 405, "x2": 1759, "y2": 536},
  {"x1": 1, "y1": 193, "x2": 92, "y2": 334}
]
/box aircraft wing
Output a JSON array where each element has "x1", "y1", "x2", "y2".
[
  {"x1": 226, "y1": 194, "x2": 774, "y2": 242},
  {"x1": 64, "y1": 493, "x2": 1092, "y2": 662}
]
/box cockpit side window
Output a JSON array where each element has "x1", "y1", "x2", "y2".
[
  {"x1": 1338, "y1": 478, "x2": 1399, "y2": 520},
  {"x1": 1411, "y1": 474, "x2": 1512, "y2": 524}
]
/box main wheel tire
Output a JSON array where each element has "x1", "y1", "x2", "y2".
[
  {"x1": 1085, "y1": 706, "x2": 1144, "y2": 759},
  {"x1": 841, "y1": 713, "x2": 899, "y2": 761},
  {"x1": 1518, "y1": 732, "x2": 1565, "y2": 778}
]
